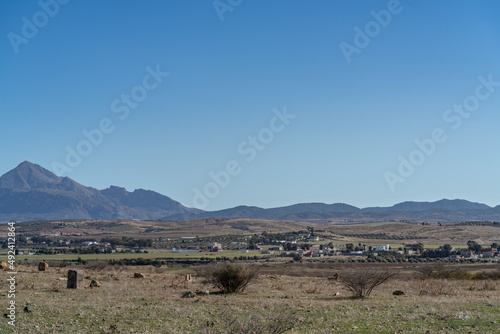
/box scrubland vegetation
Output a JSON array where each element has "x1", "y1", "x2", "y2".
[
  {"x1": 1, "y1": 220, "x2": 499, "y2": 333},
  {"x1": 1, "y1": 260, "x2": 499, "y2": 333}
]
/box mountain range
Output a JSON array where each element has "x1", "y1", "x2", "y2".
[
  {"x1": 1, "y1": 161, "x2": 500, "y2": 223},
  {"x1": 0, "y1": 161, "x2": 200, "y2": 222}
]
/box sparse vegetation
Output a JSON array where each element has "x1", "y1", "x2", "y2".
[
  {"x1": 1, "y1": 262, "x2": 499, "y2": 333},
  {"x1": 415, "y1": 262, "x2": 467, "y2": 280},
  {"x1": 1, "y1": 220, "x2": 499, "y2": 332},
  {"x1": 338, "y1": 266, "x2": 399, "y2": 297},
  {"x1": 196, "y1": 263, "x2": 259, "y2": 294},
  {"x1": 201, "y1": 305, "x2": 301, "y2": 334}
]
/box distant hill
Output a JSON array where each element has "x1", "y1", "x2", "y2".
[
  {"x1": 0, "y1": 161, "x2": 199, "y2": 221},
  {"x1": 364, "y1": 199, "x2": 491, "y2": 212},
  {"x1": 166, "y1": 199, "x2": 500, "y2": 223},
  {"x1": 1, "y1": 161, "x2": 500, "y2": 223}
]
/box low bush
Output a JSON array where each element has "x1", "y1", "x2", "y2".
[
  {"x1": 85, "y1": 259, "x2": 109, "y2": 270},
  {"x1": 338, "y1": 266, "x2": 399, "y2": 297},
  {"x1": 201, "y1": 305, "x2": 301, "y2": 334},
  {"x1": 470, "y1": 269, "x2": 500, "y2": 280},
  {"x1": 416, "y1": 262, "x2": 467, "y2": 280},
  {"x1": 196, "y1": 263, "x2": 259, "y2": 294}
]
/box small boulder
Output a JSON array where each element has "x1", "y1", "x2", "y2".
[
  {"x1": 38, "y1": 262, "x2": 49, "y2": 271},
  {"x1": 181, "y1": 291, "x2": 197, "y2": 298},
  {"x1": 0, "y1": 261, "x2": 9, "y2": 270},
  {"x1": 90, "y1": 279, "x2": 101, "y2": 288},
  {"x1": 24, "y1": 306, "x2": 32, "y2": 313},
  {"x1": 333, "y1": 292, "x2": 342, "y2": 296},
  {"x1": 134, "y1": 273, "x2": 145, "y2": 278},
  {"x1": 328, "y1": 273, "x2": 340, "y2": 281},
  {"x1": 393, "y1": 290, "x2": 405, "y2": 296}
]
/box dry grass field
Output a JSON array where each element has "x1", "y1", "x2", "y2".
[
  {"x1": 1, "y1": 263, "x2": 499, "y2": 333},
  {"x1": 6, "y1": 220, "x2": 499, "y2": 247},
  {"x1": 1, "y1": 220, "x2": 499, "y2": 333},
  {"x1": 9, "y1": 218, "x2": 315, "y2": 240},
  {"x1": 327, "y1": 222, "x2": 500, "y2": 246}
]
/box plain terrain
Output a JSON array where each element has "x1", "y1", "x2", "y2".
[
  {"x1": 4, "y1": 219, "x2": 500, "y2": 246},
  {"x1": 0, "y1": 263, "x2": 499, "y2": 333},
  {"x1": 1, "y1": 219, "x2": 499, "y2": 333}
]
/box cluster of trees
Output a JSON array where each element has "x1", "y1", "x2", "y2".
[
  {"x1": 100, "y1": 237, "x2": 153, "y2": 248},
  {"x1": 420, "y1": 241, "x2": 498, "y2": 259},
  {"x1": 340, "y1": 233, "x2": 425, "y2": 240},
  {"x1": 108, "y1": 258, "x2": 164, "y2": 266},
  {"x1": 421, "y1": 244, "x2": 454, "y2": 258},
  {"x1": 37, "y1": 246, "x2": 114, "y2": 255}
]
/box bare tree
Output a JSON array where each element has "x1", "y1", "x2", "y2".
[{"x1": 338, "y1": 266, "x2": 398, "y2": 297}]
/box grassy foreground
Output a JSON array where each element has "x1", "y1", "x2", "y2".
[{"x1": 1, "y1": 264, "x2": 499, "y2": 333}]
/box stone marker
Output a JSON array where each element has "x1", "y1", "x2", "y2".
[
  {"x1": 393, "y1": 290, "x2": 405, "y2": 296},
  {"x1": 90, "y1": 279, "x2": 101, "y2": 288},
  {"x1": 38, "y1": 262, "x2": 49, "y2": 271},
  {"x1": 134, "y1": 272, "x2": 145, "y2": 278},
  {"x1": 67, "y1": 270, "x2": 84, "y2": 289},
  {"x1": 0, "y1": 261, "x2": 8, "y2": 270}
]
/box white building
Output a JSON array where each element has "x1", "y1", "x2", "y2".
[
  {"x1": 208, "y1": 242, "x2": 222, "y2": 252},
  {"x1": 375, "y1": 245, "x2": 390, "y2": 252}
]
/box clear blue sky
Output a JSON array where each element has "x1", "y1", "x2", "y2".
[{"x1": 1, "y1": 0, "x2": 500, "y2": 210}]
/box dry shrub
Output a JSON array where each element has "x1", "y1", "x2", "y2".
[
  {"x1": 196, "y1": 263, "x2": 258, "y2": 294},
  {"x1": 51, "y1": 279, "x2": 65, "y2": 292},
  {"x1": 305, "y1": 282, "x2": 322, "y2": 294},
  {"x1": 338, "y1": 266, "x2": 399, "y2": 297},
  {"x1": 469, "y1": 280, "x2": 497, "y2": 291},
  {"x1": 168, "y1": 275, "x2": 189, "y2": 289},
  {"x1": 415, "y1": 279, "x2": 459, "y2": 296},
  {"x1": 415, "y1": 262, "x2": 467, "y2": 280},
  {"x1": 153, "y1": 266, "x2": 168, "y2": 274},
  {"x1": 471, "y1": 269, "x2": 500, "y2": 280},
  {"x1": 43, "y1": 260, "x2": 68, "y2": 268},
  {"x1": 201, "y1": 305, "x2": 301, "y2": 334},
  {"x1": 85, "y1": 260, "x2": 109, "y2": 271}
]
